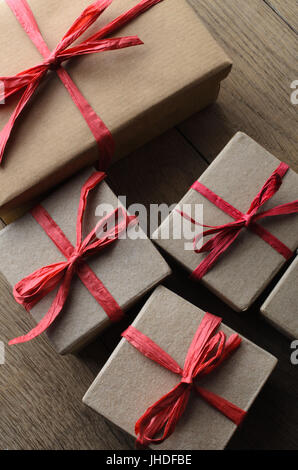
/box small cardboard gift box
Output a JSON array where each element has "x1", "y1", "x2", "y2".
[
  {"x1": 153, "y1": 132, "x2": 298, "y2": 312},
  {"x1": 261, "y1": 256, "x2": 298, "y2": 339},
  {"x1": 0, "y1": 0, "x2": 232, "y2": 222},
  {"x1": 83, "y1": 286, "x2": 277, "y2": 450},
  {"x1": 0, "y1": 168, "x2": 171, "y2": 354}
]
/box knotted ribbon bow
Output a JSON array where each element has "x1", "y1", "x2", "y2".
[
  {"x1": 122, "y1": 313, "x2": 246, "y2": 447},
  {"x1": 178, "y1": 162, "x2": 298, "y2": 280},
  {"x1": 1, "y1": 0, "x2": 163, "y2": 167},
  {"x1": 10, "y1": 171, "x2": 137, "y2": 346}
]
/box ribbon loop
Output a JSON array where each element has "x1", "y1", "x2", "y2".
[{"x1": 122, "y1": 313, "x2": 246, "y2": 447}]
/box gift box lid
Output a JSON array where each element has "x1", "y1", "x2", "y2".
[
  {"x1": 261, "y1": 256, "x2": 298, "y2": 339},
  {"x1": 0, "y1": 167, "x2": 171, "y2": 354},
  {"x1": 153, "y1": 132, "x2": 298, "y2": 312},
  {"x1": 83, "y1": 286, "x2": 277, "y2": 450},
  {"x1": 0, "y1": 0, "x2": 232, "y2": 213}
]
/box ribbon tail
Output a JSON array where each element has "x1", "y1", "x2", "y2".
[
  {"x1": 86, "y1": 0, "x2": 164, "y2": 41},
  {"x1": 9, "y1": 267, "x2": 73, "y2": 346},
  {"x1": 195, "y1": 385, "x2": 246, "y2": 426},
  {"x1": 0, "y1": 70, "x2": 42, "y2": 100},
  {"x1": 135, "y1": 383, "x2": 191, "y2": 447},
  {"x1": 0, "y1": 79, "x2": 42, "y2": 164},
  {"x1": 191, "y1": 228, "x2": 242, "y2": 281},
  {"x1": 59, "y1": 36, "x2": 143, "y2": 61},
  {"x1": 255, "y1": 201, "x2": 298, "y2": 220},
  {"x1": 56, "y1": 0, "x2": 113, "y2": 53}
]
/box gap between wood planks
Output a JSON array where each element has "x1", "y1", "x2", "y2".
[
  {"x1": 262, "y1": 0, "x2": 298, "y2": 34},
  {"x1": 184, "y1": 0, "x2": 298, "y2": 171}
]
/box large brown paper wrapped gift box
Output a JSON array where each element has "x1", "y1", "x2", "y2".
[
  {"x1": 83, "y1": 286, "x2": 277, "y2": 450},
  {"x1": 153, "y1": 132, "x2": 298, "y2": 312},
  {"x1": 0, "y1": 0, "x2": 232, "y2": 221},
  {"x1": 261, "y1": 256, "x2": 298, "y2": 339},
  {"x1": 0, "y1": 168, "x2": 171, "y2": 354}
]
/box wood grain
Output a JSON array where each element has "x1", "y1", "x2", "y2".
[
  {"x1": 180, "y1": 0, "x2": 298, "y2": 170},
  {"x1": 0, "y1": 0, "x2": 297, "y2": 451},
  {"x1": 263, "y1": 0, "x2": 298, "y2": 33},
  {"x1": 0, "y1": 272, "x2": 134, "y2": 450},
  {"x1": 108, "y1": 129, "x2": 208, "y2": 236}
]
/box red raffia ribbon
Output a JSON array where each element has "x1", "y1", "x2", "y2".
[
  {"x1": 178, "y1": 162, "x2": 298, "y2": 281},
  {"x1": 1, "y1": 0, "x2": 164, "y2": 168},
  {"x1": 122, "y1": 313, "x2": 246, "y2": 447},
  {"x1": 9, "y1": 171, "x2": 137, "y2": 346}
]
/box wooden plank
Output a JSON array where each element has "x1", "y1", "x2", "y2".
[
  {"x1": 263, "y1": 0, "x2": 298, "y2": 33},
  {"x1": 0, "y1": 270, "x2": 133, "y2": 450},
  {"x1": 181, "y1": 0, "x2": 298, "y2": 171},
  {"x1": 108, "y1": 129, "x2": 208, "y2": 236}
]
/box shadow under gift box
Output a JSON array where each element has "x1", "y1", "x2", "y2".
[
  {"x1": 0, "y1": 168, "x2": 171, "y2": 354},
  {"x1": 261, "y1": 256, "x2": 298, "y2": 339},
  {"x1": 152, "y1": 132, "x2": 298, "y2": 312},
  {"x1": 0, "y1": 0, "x2": 232, "y2": 222},
  {"x1": 83, "y1": 286, "x2": 277, "y2": 450}
]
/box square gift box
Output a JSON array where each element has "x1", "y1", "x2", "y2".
[
  {"x1": 261, "y1": 256, "x2": 298, "y2": 339},
  {"x1": 0, "y1": 167, "x2": 171, "y2": 354},
  {"x1": 83, "y1": 286, "x2": 277, "y2": 450},
  {"x1": 0, "y1": 0, "x2": 232, "y2": 220},
  {"x1": 153, "y1": 132, "x2": 298, "y2": 312}
]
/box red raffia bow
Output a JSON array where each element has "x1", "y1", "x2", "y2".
[
  {"x1": 9, "y1": 171, "x2": 137, "y2": 346},
  {"x1": 1, "y1": 0, "x2": 164, "y2": 167},
  {"x1": 178, "y1": 162, "x2": 298, "y2": 280},
  {"x1": 122, "y1": 313, "x2": 246, "y2": 448}
]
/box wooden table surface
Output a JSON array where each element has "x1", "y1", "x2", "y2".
[{"x1": 0, "y1": 0, "x2": 297, "y2": 450}]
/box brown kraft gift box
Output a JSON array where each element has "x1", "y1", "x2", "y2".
[
  {"x1": 261, "y1": 256, "x2": 298, "y2": 339},
  {"x1": 0, "y1": 167, "x2": 171, "y2": 354},
  {"x1": 0, "y1": 0, "x2": 232, "y2": 222},
  {"x1": 83, "y1": 286, "x2": 277, "y2": 450},
  {"x1": 153, "y1": 132, "x2": 298, "y2": 312}
]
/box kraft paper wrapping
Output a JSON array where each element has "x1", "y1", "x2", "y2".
[
  {"x1": 0, "y1": 167, "x2": 171, "y2": 354},
  {"x1": 83, "y1": 286, "x2": 277, "y2": 450},
  {"x1": 261, "y1": 256, "x2": 298, "y2": 339},
  {"x1": 0, "y1": 0, "x2": 232, "y2": 216},
  {"x1": 153, "y1": 132, "x2": 298, "y2": 312}
]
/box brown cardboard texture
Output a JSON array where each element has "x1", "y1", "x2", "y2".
[{"x1": 261, "y1": 256, "x2": 298, "y2": 339}]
